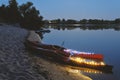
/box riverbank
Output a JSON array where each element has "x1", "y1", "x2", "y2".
[
  {"x1": 0, "y1": 23, "x2": 46, "y2": 80},
  {"x1": 0, "y1": 23, "x2": 91, "y2": 80}
]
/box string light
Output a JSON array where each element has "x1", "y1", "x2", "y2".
[{"x1": 70, "y1": 57, "x2": 105, "y2": 66}]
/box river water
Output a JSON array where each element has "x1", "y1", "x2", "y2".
[{"x1": 42, "y1": 26, "x2": 120, "y2": 80}]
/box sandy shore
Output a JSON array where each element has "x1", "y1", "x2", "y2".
[
  {"x1": 30, "y1": 56, "x2": 92, "y2": 80},
  {"x1": 0, "y1": 23, "x2": 46, "y2": 80},
  {"x1": 0, "y1": 23, "x2": 92, "y2": 80}
]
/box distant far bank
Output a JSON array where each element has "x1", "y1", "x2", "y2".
[
  {"x1": 43, "y1": 18, "x2": 120, "y2": 30},
  {"x1": 44, "y1": 23, "x2": 120, "y2": 31},
  {"x1": 44, "y1": 18, "x2": 120, "y2": 24}
]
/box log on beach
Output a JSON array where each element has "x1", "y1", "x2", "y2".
[{"x1": 27, "y1": 30, "x2": 42, "y2": 43}]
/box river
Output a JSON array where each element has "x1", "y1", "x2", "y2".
[{"x1": 42, "y1": 26, "x2": 120, "y2": 80}]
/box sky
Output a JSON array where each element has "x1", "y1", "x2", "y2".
[{"x1": 0, "y1": 0, "x2": 120, "y2": 20}]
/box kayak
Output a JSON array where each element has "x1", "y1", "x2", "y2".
[
  {"x1": 68, "y1": 57, "x2": 113, "y2": 73},
  {"x1": 64, "y1": 49, "x2": 103, "y2": 60},
  {"x1": 25, "y1": 41, "x2": 113, "y2": 73},
  {"x1": 26, "y1": 41, "x2": 104, "y2": 60}
]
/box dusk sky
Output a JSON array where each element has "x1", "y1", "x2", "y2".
[{"x1": 0, "y1": 0, "x2": 120, "y2": 20}]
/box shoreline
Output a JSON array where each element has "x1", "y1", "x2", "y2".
[
  {"x1": 0, "y1": 23, "x2": 91, "y2": 80},
  {"x1": 0, "y1": 23, "x2": 46, "y2": 80},
  {"x1": 26, "y1": 29, "x2": 92, "y2": 80}
]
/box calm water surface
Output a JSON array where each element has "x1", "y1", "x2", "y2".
[{"x1": 42, "y1": 27, "x2": 120, "y2": 80}]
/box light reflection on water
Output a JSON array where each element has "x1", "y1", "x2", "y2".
[
  {"x1": 42, "y1": 27, "x2": 120, "y2": 80},
  {"x1": 66, "y1": 66, "x2": 103, "y2": 74}
]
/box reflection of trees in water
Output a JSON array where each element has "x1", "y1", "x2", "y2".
[
  {"x1": 45, "y1": 24, "x2": 80, "y2": 31},
  {"x1": 114, "y1": 25, "x2": 120, "y2": 31},
  {"x1": 45, "y1": 24, "x2": 120, "y2": 31}
]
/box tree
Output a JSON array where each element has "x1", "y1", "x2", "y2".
[
  {"x1": 51, "y1": 19, "x2": 61, "y2": 24},
  {"x1": 19, "y1": 2, "x2": 33, "y2": 17},
  {"x1": 19, "y1": 2, "x2": 44, "y2": 30},
  {"x1": 7, "y1": 0, "x2": 21, "y2": 22},
  {"x1": 66, "y1": 19, "x2": 77, "y2": 24},
  {"x1": 79, "y1": 19, "x2": 87, "y2": 24},
  {"x1": 114, "y1": 18, "x2": 120, "y2": 24},
  {"x1": 61, "y1": 18, "x2": 66, "y2": 24},
  {"x1": 0, "y1": 1, "x2": 44, "y2": 29},
  {"x1": 0, "y1": 4, "x2": 6, "y2": 21}
]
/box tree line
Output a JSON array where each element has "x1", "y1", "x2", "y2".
[
  {"x1": 45, "y1": 18, "x2": 120, "y2": 24},
  {"x1": 44, "y1": 18, "x2": 120, "y2": 31},
  {"x1": 0, "y1": 0, "x2": 44, "y2": 30}
]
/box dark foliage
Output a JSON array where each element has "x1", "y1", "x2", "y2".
[
  {"x1": 49, "y1": 18, "x2": 120, "y2": 24},
  {"x1": 0, "y1": 0, "x2": 44, "y2": 30},
  {"x1": 114, "y1": 18, "x2": 120, "y2": 24},
  {"x1": 19, "y1": 2, "x2": 44, "y2": 30}
]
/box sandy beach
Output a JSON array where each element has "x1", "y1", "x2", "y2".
[{"x1": 0, "y1": 23, "x2": 91, "y2": 80}]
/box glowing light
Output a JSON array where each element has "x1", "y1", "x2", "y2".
[
  {"x1": 69, "y1": 57, "x2": 105, "y2": 66},
  {"x1": 66, "y1": 67, "x2": 103, "y2": 74},
  {"x1": 100, "y1": 62, "x2": 105, "y2": 65},
  {"x1": 68, "y1": 69, "x2": 79, "y2": 73},
  {"x1": 64, "y1": 49, "x2": 94, "y2": 55}
]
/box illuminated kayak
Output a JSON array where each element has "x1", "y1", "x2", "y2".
[
  {"x1": 72, "y1": 54, "x2": 103, "y2": 60},
  {"x1": 64, "y1": 49, "x2": 103, "y2": 60},
  {"x1": 26, "y1": 41, "x2": 104, "y2": 60},
  {"x1": 25, "y1": 41, "x2": 113, "y2": 72},
  {"x1": 67, "y1": 57, "x2": 113, "y2": 73}
]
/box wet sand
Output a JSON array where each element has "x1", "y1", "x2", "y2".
[{"x1": 30, "y1": 55, "x2": 92, "y2": 80}]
